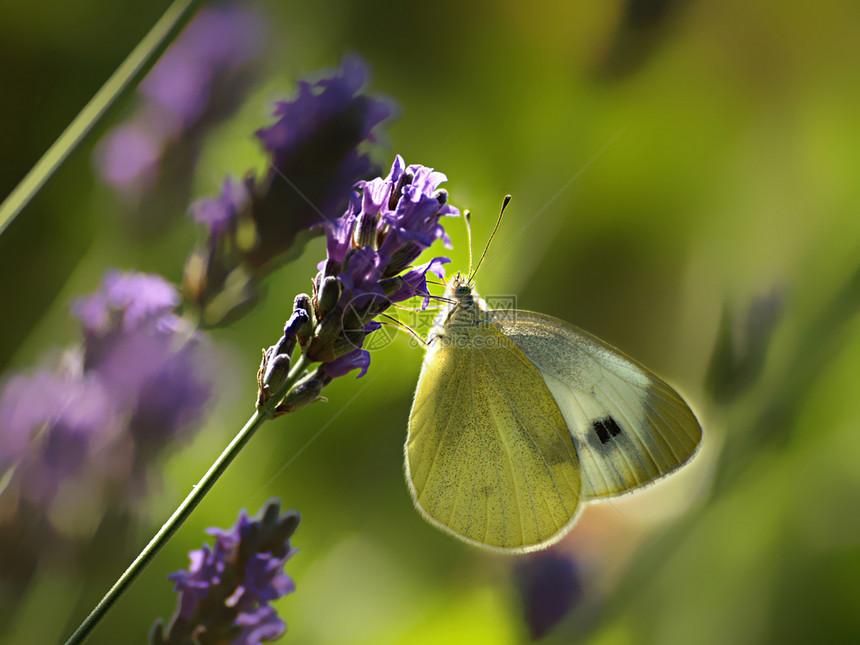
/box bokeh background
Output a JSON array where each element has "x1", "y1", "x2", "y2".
[{"x1": 2, "y1": 0, "x2": 860, "y2": 643}]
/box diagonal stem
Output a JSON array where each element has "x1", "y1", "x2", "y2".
[
  {"x1": 63, "y1": 353, "x2": 312, "y2": 645},
  {"x1": 0, "y1": 0, "x2": 203, "y2": 238}
]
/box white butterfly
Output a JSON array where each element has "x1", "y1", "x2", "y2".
[{"x1": 405, "y1": 275, "x2": 702, "y2": 552}]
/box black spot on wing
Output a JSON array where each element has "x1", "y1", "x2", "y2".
[{"x1": 592, "y1": 417, "x2": 623, "y2": 444}]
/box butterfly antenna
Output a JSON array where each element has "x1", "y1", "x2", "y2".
[
  {"x1": 379, "y1": 313, "x2": 429, "y2": 346},
  {"x1": 468, "y1": 195, "x2": 511, "y2": 283},
  {"x1": 464, "y1": 210, "x2": 474, "y2": 278}
]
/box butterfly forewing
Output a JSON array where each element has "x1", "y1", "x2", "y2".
[
  {"x1": 488, "y1": 310, "x2": 702, "y2": 500},
  {"x1": 406, "y1": 322, "x2": 583, "y2": 552}
]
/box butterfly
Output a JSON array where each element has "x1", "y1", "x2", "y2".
[{"x1": 405, "y1": 223, "x2": 702, "y2": 552}]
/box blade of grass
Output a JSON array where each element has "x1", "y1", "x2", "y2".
[{"x1": 0, "y1": 0, "x2": 204, "y2": 238}]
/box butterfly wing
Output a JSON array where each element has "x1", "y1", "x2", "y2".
[
  {"x1": 406, "y1": 323, "x2": 583, "y2": 552},
  {"x1": 488, "y1": 310, "x2": 702, "y2": 500}
]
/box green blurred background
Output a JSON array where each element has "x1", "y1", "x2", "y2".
[{"x1": 2, "y1": 0, "x2": 860, "y2": 643}]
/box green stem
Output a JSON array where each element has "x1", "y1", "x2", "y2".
[
  {"x1": 63, "y1": 353, "x2": 313, "y2": 645},
  {"x1": 0, "y1": 0, "x2": 203, "y2": 238}
]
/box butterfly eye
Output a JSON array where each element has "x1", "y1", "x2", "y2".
[{"x1": 456, "y1": 285, "x2": 471, "y2": 297}]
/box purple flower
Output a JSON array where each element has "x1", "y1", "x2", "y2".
[
  {"x1": 184, "y1": 56, "x2": 394, "y2": 327},
  {"x1": 93, "y1": 4, "x2": 267, "y2": 226},
  {"x1": 297, "y1": 156, "x2": 457, "y2": 376},
  {"x1": 72, "y1": 271, "x2": 213, "y2": 463},
  {"x1": 95, "y1": 124, "x2": 161, "y2": 190},
  {"x1": 140, "y1": 7, "x2": 266, "y2": 131},
  {"x1": 0, "y1": 269, "x2": 214, "y2": 524},
  {"x1": 72, "y1": 269, "x2": 179, "y2": 336},
  {"x1": 513, "y1": 549, "x2": 583, "y2": 639},
  {"x1": 389, "y1": 258, "x2": 450, "y2": 307},
  {"x1": 323, "y1": 347, "x2": 372, "y2": 379},
  {"x1": 0, "y1": 369, "x2": 122, "y2": 508},
  {"x1": 189, "y1": 175, "x2": 253, "y2": 236},
  {"x1": 151, "y1": 499, "x2": 299, "y2": 645},
  {"x1": 255, "y1": 56, "x2": 391, "y2": 194}
]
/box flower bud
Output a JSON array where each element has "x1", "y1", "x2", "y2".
[
  {"x1": 317, "y1": 277, "x2": 343, "y2": 320},
  {"x1": 378, "y1": 276, "x2": 404, "y2": 296},
  {"x1": 352, "y1": 212, "x2": 379, "y2": 249},
  {"x1": 321, "y1": 259, "x2": 342, "y2": 278},
  {"x1": 272, "y1": 308, "x2": 310, "y2": 357},
  {"x1": 262, "y1": 353, "x2": 292, "y2": 392},
  {"x1": 388, "y1": 170, "x2": 414, "y2": 210},
  {"x1": 382, "y1": 241, "x2": 421, "y2": 278},
  {"x1": 292, "y1": 294, "x2": 315, "y2": 340},
  {"x1": 275, "y1": 372, "x2": 326, "y2": 415}
]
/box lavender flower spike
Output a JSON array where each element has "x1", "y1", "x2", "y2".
[
  {"x1": 71, "y1": 270, "x2": 213, "y2": 467},
  {"x1": 254, "y1": 156, "x2": 458, "y2": 415},
  {"x1": 151, "y1": 499, "x2": 299, "y2": 645},
  {"x1": 301, "y1": 156, "x2": 457, "y2": 368},
  {"x1": 94, "y1": 6, "x2": 267, "y2": 200},
  {"x1": 0, "y1": 369, "x2": 121, "y2": 510},
  {"x1": 257, "y1": 308, "x2": 311, "y2": 410},
  {"x1": 0, "y1": 270, "x2": 213, "y2": 517},
  {"x1": 514, "y1": 549, "x2": 583, "y2": 639},
  {"x1": 184, "y1": 57, "x2": 393, "y2": 328}
]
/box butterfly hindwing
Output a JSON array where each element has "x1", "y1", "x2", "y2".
[
  {"x1": 406, "y1": 322, "x2": 583, "y2": 552},
  {"x1": 488, "y1": 310, "x2": 703, "y2": 500}
]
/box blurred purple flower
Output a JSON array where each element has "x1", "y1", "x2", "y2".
[
  {"x1": 151, "y1": 499, "x2": 299, "y2": 645},
  {"x1": 190, "y1": 175, "x2": 253, "y2": 236},
  {"x1": 96, "y1": 124, "x2": 162, "y2": 190},
  {"x1": 254, "y1": 56, "x2": 391, "y2": 230},
  {"x1": 0, "y1": 370, "x2": 122, "y2": 508},
  {"x1": 140, "y1": 7, "x2": 265, "y2": 131},
  {"x1": 93, "y1": 5, "x2": 267, "y2": 231},
  {"x1": 184, "y1": 56, "x2": 394, "y2": 328},
  {"x1": 0, "y1": 270, "x2": 214, "y2": 523},
  {"x1": 72, "y1": 269, "x2": 179, "y2": 336},
  {"x1": 513, "y1": 549, "x2": 583, "y2": 640},
  {"x1": 72, "y1": 271, "x2": 213, "y2": 464}
]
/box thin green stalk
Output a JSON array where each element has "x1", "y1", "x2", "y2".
[
  {"x1": 0, "y1": 0, "x2": 203, "y2": 238},
  {"x1": 63, "y1": 353, "x2": 313, "y2": 645}
]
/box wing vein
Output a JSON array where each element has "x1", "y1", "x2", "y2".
[{"x1": 479, "y1": 345, "x2": 572, "y2": 531}]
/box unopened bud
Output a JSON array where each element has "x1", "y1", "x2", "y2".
[
  {"x1": 353, "y1": 212, "x2": 379, "y2": 249},
  {"x1": 276, "y1": 372, "x2": 325, "y2": 415},
  {"x1": 378, "y1": 276, "x2": 404, "y2": 296},
  {"x1": 262, "y1": 354, "x2": 292, "y2": 392},
  {"x1": 322, "y1": 259, "x2": 341, "y2": 278},
  {"x1": 293, "y1": 294, "x2": 315, "y2": 337},
  {"x1": 315, "y1": 311, "x2": 343, "y2": 339},
  {"x1": 273, "y1": 309, "x2": 310, "y2": 357},
  {"x1": 382, "y1": 241, "x2": 421, "y2": 278},
  {"x1": 341, "y1": 303, "x2": 365, "y2": 333},
  {"x1": 388, "y1": 170, "x2": 414, "y2": 210},
  {"x1": 317, "y1": 277, "x2": 342, "y2": 320}
]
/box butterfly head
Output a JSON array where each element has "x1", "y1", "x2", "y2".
[
  {"x1": 425, "y1": 275, "x2": 483, "y2": 346},
  {"x1": 450, "y1": 274, "x2": 474, "y2": 299},
  {"x1": 445, "y1": 272, "x2": 480, "y2": 305},
  {"x1": 427, "y1": 273, "x2": 488, "y2": 339}
]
